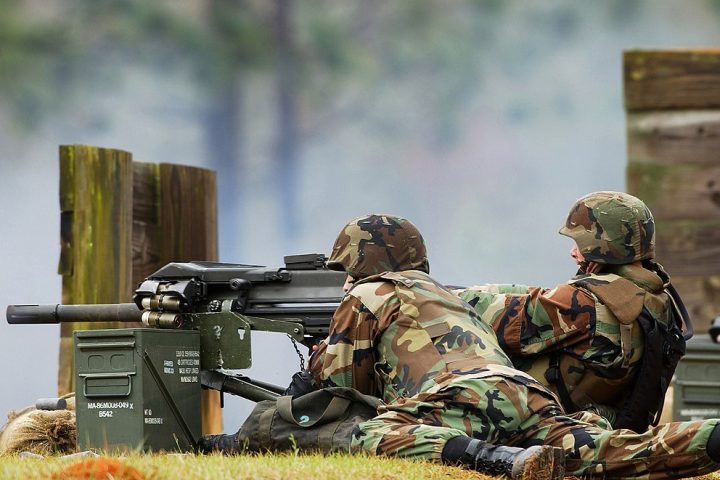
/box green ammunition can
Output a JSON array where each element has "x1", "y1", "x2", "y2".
[
  {"x1": 673, "y1": 336, "x2": 720, "y2": 421},
  {"x1": 74, "y1": 328, "x2": 202, "y2": 452}
]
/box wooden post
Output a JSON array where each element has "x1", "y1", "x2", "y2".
[
  {"x1": 625, "y1": 49, "x2": 720, "y2": 335},
  {"x1": 57, "y1": 145, "x2": 134, "y2": 395},
  {"x1": 58, "y1": 146, "x2": 222, "y2": 434},
  {"x1": 132, "y1": 162, "x2": 222, "y2": 434}
]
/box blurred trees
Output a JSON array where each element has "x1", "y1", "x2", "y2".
[
  {"x1": 0, "y1": 0, "x2": 81, "y2": 129},
  {"x1": 6, "y1": 0, "x2": 669, "y2": 247},
  {"x1": 0, "y1": 0, "x2": 508, "y2": 243}
]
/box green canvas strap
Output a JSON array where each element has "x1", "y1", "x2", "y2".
[
  {"x1": 276, "y1": 394, "x2": 351, "y2": 427},
  {"x1": 256, "y1": 404, "x2": 276, "y2": 448},
  {"x1": 317, "y1": 421, "x2": 337, "y2": 449}
]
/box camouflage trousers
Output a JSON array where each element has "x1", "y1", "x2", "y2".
[{"x1": 351, "y1": 372, "x2": 719, "y2": 478}]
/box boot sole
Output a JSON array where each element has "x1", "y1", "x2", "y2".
[
  {"x1": 514, "y1": 445, "x2": 559, "y2": 480},
  {"x1": 552, "y1": 447, "x2": 565, "y2": 479}
]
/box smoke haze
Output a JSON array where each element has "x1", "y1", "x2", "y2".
[{"x1": 1, "y1": 0, "x2": 719, "y2": 432}]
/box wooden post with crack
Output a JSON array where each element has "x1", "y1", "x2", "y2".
[
  {"x1": 57, "y1": 144, "x2": 222, "y2": 434},
  {"x1": 625, "y1": 49, "x2": 720, "y2": 424},
  {"x1": 625, "y1": 49, "x2": 720, "y2": 337}
]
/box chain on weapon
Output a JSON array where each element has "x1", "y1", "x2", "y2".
[{"x1": 287, "y1": 334, "x2": 306, "y2": 371}]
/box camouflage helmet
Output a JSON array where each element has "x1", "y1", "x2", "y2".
[
  {"x1": 559, "y1": 191, "x2": 655, "y2": 264},
  {"x1": 327, "y1": 214, "x2": 429, "y2": 279}
]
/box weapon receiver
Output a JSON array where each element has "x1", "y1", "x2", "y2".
[{"x1": 7, "y1": 253, "x2": 345, "y2": 403}]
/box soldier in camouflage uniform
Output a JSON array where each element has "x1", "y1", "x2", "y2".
[
  {"x1": 311, "y1": 213, "x2": 720, "y2": 479},
  {"x1": 457, "y1": 191, "x2": 688, "y2": 432}
]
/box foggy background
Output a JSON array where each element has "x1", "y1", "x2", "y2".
[{"x1": 1, "y1": 0, "x2": 719, "y2": 432}]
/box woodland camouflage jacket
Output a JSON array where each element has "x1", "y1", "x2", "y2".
[
  {"x1": 309, "y1": 270, "x2": 525, "y2": 405},
  {"x1": 456, "y1": 264, "x2": 676, "y2": 413}
]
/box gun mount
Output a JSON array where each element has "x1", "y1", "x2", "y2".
[
  {"x1": 6, "y1": 254, "x2": 346, "y2": 452},
  {"x1": 8, "y1": 253, "x2": 344, "y2": 373}
]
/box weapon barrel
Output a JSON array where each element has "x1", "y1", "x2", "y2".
[{"x1": 6, "y1": 303, "x2": 143, "y2": 324}]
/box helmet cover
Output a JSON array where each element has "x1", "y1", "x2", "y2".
[
  {"x1": 559, "y1": 191, "x2": 655, "y2": 264},
  {"x1": 327, "y1": 214, "x2": 429, "y2": 279}
]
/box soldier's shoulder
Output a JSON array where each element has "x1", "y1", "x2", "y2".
[
  {"x1": 551, "y1": 279, "x2": 599, "y2": 303},
  {"x1": 350, "y1": 279, "x2": 392, "y2": 295},
  {"x1": 348, "y1": 279, "x2": 397, "y2": 314},
  {"x1": 567, "y1": 272, "x2": 623, "y2": 287}
]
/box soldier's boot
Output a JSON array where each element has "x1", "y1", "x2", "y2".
[
  {"x1": 196, "y1": 434, "x2": 238, "y2": 454},
  {"x1": 446, "y1": 437, "x2": 564, "y2": 480}
]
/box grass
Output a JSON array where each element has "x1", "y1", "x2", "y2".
[
  {"x1": 0, "y1": 452, "x2": 495, "y2": 480},
  {"x1": 2, "y1": 452, "x2": 720, "y2": 479}
]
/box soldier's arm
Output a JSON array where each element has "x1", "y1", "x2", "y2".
[
  {"x1": 460, "y1": 284, "x2": 596, "y2": 356},
  {"x1": 456, "y1": 285, "x2": 534, "y2": 327},
  {"x1": 457, "y1": 284, "x2": 532, "y2": 295},
  {"x1": 308, "y1": 294, "x2": 383, "y2": 396}
]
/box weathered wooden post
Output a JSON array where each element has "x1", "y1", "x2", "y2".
[
  {"x1": 625, "y1": 49, "x2": 720, "y2": 335},
  {"x1": 58, "y1": 145, "x2": 134, "y2": 395},
  {"x1": 625, "y1": 49, "x2": 720, "y2": 422},
  {"x1": 132, "y1": 161, "x2": 222, "y2": 433},
  {"x1": 58, "y1": 145, "x2": 222, "y2": 433}
]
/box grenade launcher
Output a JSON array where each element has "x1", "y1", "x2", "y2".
[
  {"x1": 5, "y1": 254, "x2": 345, "y2": 452},
  {"x1": 7, "y1": 253, "x2": 345, "y2": 402}
]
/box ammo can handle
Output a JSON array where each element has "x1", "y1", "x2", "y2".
[{"x1": 79, "y1": 372, "x2": 134, "y2": 398}]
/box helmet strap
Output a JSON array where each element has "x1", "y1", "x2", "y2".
[
  {"x1": 585, "y1": 261, "x2": 603, "y2": 274},
  {"x1": 575, "y1": 261, "x2": 589, "y2": 275}
]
